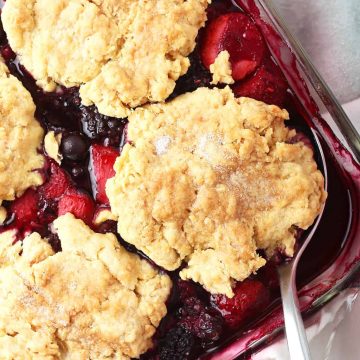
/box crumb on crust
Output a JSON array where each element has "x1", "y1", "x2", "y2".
[
  {"x1": 0, "y1": 214, "x2": 172, "y2": 359},
  {"x1": 44, "y1": 131, "x2": 62, "y2": 164},
  {"x1": 107, "y1": 87, "x2": 327, "y2": 297},
  {"x1": 0, "y1": 57, "x2": 44, "y2": 205},
  {"x1": 210, "y1": 50, "x2": 234, "y2": 85},
  {"x1": 2, "y1": 0, "x2": 210, "y2": 118}
]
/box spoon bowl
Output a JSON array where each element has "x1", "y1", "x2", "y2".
[{"x1": 278, "y1": 128, "x2": 328, "y2": 360}]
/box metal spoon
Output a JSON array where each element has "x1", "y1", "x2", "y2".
[{"x1": 278, "y1": 129, "x2": 328, "y2": 360}]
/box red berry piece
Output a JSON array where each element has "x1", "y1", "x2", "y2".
[
  {"x1": 258, "y1": 262, "x2": 279, "y2": 290},
  {"x1": 10, "y1": 189, "x2": 39, "y2": 227},
  {"x1": 89, "y1": 144, "x2": 119, "y2": 204},
  {"x1": 211, "y1": 279, "x2": 270, "y2": 329},
  {"x1": 200, "y1": 12, "x2": 265, "y2": 81},
  {"x1": 58, "y1": 190, "x2": 95, "y2": 225},
  {"x1": 0, "y1": 45, "x2": 16, "y2": 62},
  {"x1": 40, "y1": 162, "x2": 72, "y2": 200},
  {"x1": 178, "y1": 280, "x2": 199, "y2": 302},
  {"x1": 233, "y1": 62, "x2": 288, "y2": 106}
]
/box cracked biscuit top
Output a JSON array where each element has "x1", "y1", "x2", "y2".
[
  {"x1": 2, "y1": 0, "x2": 209, "y2": 118},
  {"x1": 107, "y1": 87, "x2": 326, "y2": 297},
  {"x1": 0, "y1": 213, "x2": 172, "y2": 359},
  {"x1": 0, "y1": 57, "x2": 44, "y2": 205}
]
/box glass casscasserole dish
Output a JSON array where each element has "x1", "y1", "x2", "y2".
[
  {"x1": 203, "y1": 0, "x2": 360, "y2": 359},
  {"x1": 0, "y1": 0, "x2": 359, "y2": 359}
]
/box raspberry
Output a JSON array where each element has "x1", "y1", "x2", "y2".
[
  {"x1": 177, "y1": 280, "x2": 199, "y2": 302},
  {"x1": 211, "y1": 279, "x2": 270, "y2": 328},
  {"x1": 58, "y1": 190, "x2": 95, "y2": 225},
  {"x1": 40, "y1": 162, "x2": 72, "y2": 200},
  {"x1": 10, "y1": 189, "x2": 39, "y2": 228}
]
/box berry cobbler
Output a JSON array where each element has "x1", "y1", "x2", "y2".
[{"x1": 0, "y1": 0, "x2": 326, "y2": 359}]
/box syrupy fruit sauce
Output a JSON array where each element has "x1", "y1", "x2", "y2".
[{"x1": 0, "y1": 0, "x2": 359, "y2": 359}]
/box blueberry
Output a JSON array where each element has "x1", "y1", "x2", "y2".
[
  {"x1": 71, "y1": 166, "x2": 85, "y2": 178},
  {"x1": 107, "y1": 119, "x2": 120, "y2": 129},
  {"x1": 61, "y1": 133, "x2": 88, "y2": 161}
]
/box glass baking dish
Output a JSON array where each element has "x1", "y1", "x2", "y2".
[
  {"x1": 201, "y1": 0, "x2": 360, "y2": 358},
  {"x1": 0, "y1": 1, "x2": 358, "y2": 359}
]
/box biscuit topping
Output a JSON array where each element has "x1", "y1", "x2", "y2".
[
  {"x1": 0, "y1": 58, "x2": 44, "y2": 205},
  {"x1": 0, "y1": 214, "x2": 172, "y2": 359},
  {"x1": 107, "y1": 87, "x2": 326, "y2": 297},
  {"x1": 2, "y1": 0, "x2": 210, "y2": 117}
]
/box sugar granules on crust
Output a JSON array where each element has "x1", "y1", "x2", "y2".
[
  {"x1": 107, "y1": 87, "x2": 327, "y2": 297},
  {"x1": 0, "y1": 213, "x2": 172, "y2": 359},
  {"x1": 2, "y1": 0, "x2": 210, "y2": 118}
]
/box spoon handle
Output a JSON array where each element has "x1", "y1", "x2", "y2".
[{"x1": 278, "y1": 263, "x2": 312, "y2": 360}]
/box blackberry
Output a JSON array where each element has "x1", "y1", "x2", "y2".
[
  {"x1": 0, "y1": 18, "x2": 6, "y2": 46},
  {"x1": 80, "y1": 105, "x2": 126, "y2": 146},
  {"x1": 47, "y1": 233, "x2": 62, "y2": 253},
  {"x1": 158, "y1": 327, "x2": 195, "y2": 360},
  {"x1": 211, "y1": 279, "x2": 270, "y2": 329},
  {"x1": 178, "y1": 297, "x2": 223, "y2": 342},
  {"x1": 35, "y1": 87, "x2": 82, "y2": 132},
  {"x1": 170, "y1": 50, "x2": 212, "y2": 100}
]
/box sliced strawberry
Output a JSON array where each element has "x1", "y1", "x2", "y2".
[
  {"x1": 211, "y1": 279, "x2": 270, "y2": 328},
  {"x1": 10, "y1": 188, "x2": 39, "y2": 227},
  {"x1": 232, "y1": 62, "x2": 288, "y2": 106},
  {"x1": 40, "y1": 162, "x2": 72, "y2": 200},
  {"x1": 200, "y1": 12, "x2": 265, "y2": 81},
  {"x1": 90, "y1": 144, "x2": 119, "y2": 204},
  {"x1": 58, "y1": 190, "x2": 95, "y2": 225}
]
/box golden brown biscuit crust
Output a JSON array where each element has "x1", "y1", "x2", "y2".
[
  {"x1": 0, "y1": 58, "x2": 44, "y2": 204},
  {"x1": 0, "y1": 214, "x2": 172, "y2": 359},
  {"x1": 2, "y1": 0, "x2": 209, "y2": 118},
  {"x1": 107, "y1": 87, "x2": 326, "y2": 297}
]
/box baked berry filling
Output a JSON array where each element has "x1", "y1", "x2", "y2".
[
  {"x1": 0, "y1": 1, "x2": 348, "y2": 359},
  {"x1": 200, "y1": 12, "x2": 265, "y2": 81}
]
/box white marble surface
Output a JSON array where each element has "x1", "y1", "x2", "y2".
[{"x1": 273, "y1": 0, "x2": 360, "y2": 104}]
